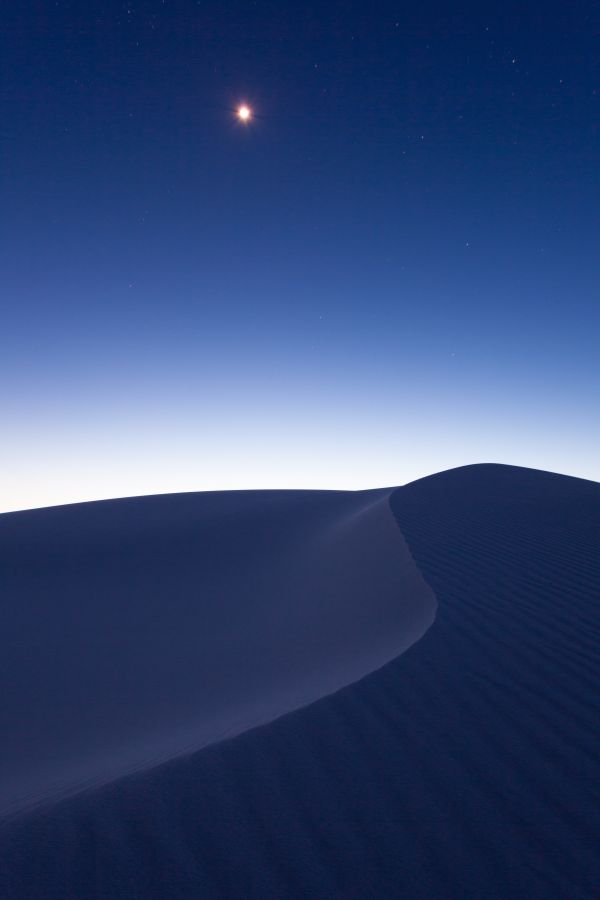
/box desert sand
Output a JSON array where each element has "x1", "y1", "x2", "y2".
[
  {"x1": 0, "y1": 487, "x2": 435, "y2": 817},
  {"x1": 1, "y1": 464, "x2": 599, "y2": 898}
]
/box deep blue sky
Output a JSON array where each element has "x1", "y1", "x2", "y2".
[{"x1": 2, "y1": 0, "x2": 599, "y2": 510}]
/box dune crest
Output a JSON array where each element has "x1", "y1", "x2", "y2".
[{"x1": 0, "y1": 487, "x2": 435, "y2": 818}]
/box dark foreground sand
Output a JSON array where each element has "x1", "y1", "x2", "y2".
[
  {"x1": 1, "y1": 464, "x2": 599, "y2": 898},
  {"x1": 0, "y1": 488, "x2": 434, "y2": 817}
]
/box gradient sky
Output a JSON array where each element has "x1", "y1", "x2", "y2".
[{"x1": 2, "y1": 0, "x2": 599, "y2": 511}]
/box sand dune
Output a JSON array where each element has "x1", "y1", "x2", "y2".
[
  {"x1": 0, "y1": 487, "x2": 434, "y2": 818},
  {"x1": 1, "y1": 465, "x2": 599, "y2": 898}
]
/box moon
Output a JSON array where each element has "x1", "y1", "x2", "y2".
[{"x1": 237, "y1": 104, "x2": 252, "y2": 122}]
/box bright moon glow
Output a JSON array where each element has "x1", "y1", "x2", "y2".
[{"x1": 237, "y1": 105, "x2": 251, "y2": 121}]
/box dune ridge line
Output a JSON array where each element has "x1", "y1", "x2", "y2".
[{"x1": 0, "y1": 487, "x2": 436, "y2": 819}]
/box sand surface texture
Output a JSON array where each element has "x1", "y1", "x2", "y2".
[{"x1": 1, "y1": 464, "x2": 599, "y2": 898}]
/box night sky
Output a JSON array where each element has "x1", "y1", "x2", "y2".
[{"x1": 2, "y1": 1, "x2": 599, "y2": 511}]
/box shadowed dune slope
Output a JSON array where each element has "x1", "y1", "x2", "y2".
[
  {"x1": 0, "y1": 488, "x2": 434, "y2": 817},
  {"x1": 1, "y1": 464, "x2": 600, "y2": 899}
]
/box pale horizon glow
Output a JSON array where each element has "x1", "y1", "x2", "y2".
[
  {"x1": 2, "y1": 349, "x2": 598, "y2": 513},
  {"x1": 2, "y1": 401, "x2": 598, "y2": 513}
]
